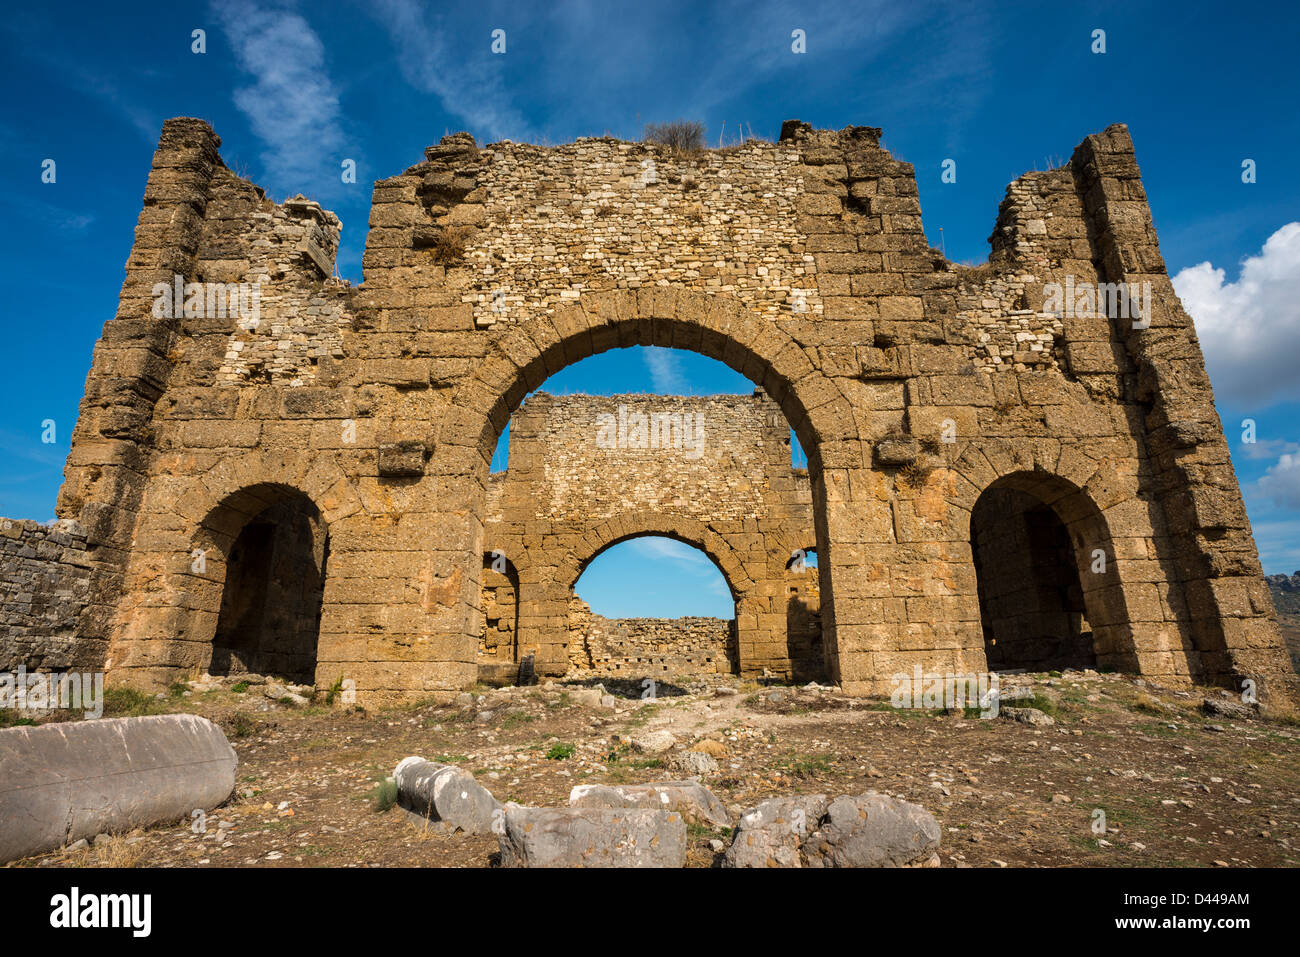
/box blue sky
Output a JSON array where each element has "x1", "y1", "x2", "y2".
[{"x1": 1, "y1": 0, "x2": 1297, "y2": 619}]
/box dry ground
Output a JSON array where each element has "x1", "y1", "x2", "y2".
[{"x1": 6, "y1": 669, "x2": 1300, "y2": 868}]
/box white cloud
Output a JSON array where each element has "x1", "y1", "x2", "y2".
[
  {"x1": 370, "y1": 0, "x2": 537, "y2": 142},
  {"x1": 626, "y1": 536, "x2": 712, "y2": 568},
  {"x1": 643, "y1": 347, "x2": 688, "y2": 393},
  {"x1": 1172, "y1": 221, "x2": 1300, "y2": 410},
  {"x1": 212, "y1": 1, "x2": 347, "y2": 190},
  {"x1": 1258, "y1": 453, "x2": 1300, "y2": 510}
]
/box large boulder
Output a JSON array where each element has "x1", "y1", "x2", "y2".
[
  {"x1": 722, "y1": 792, "x2": 940, "y2": 868},
  {"x1": 802, "y1": 793, "x2": 941, "y2": 867},
  {"x1": 393, "y1": 757, "x2": 501, "y2": 834},
  {"x1": 496, "y1": 806, "x2": 685, "y2": 868},
  {"x1": 722, "y1": 795, "x2": 828, "y2": 868},
  {"x1": 0, "y1": 714, "x2": 237, "y2": 863},
  {"x1": 569, "y1": 780, "x2": 731, "y2": 828}
]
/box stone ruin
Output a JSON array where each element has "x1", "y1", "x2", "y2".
[{"x1": 3, "y1": 116, "x2": 1297, "y2": 711}]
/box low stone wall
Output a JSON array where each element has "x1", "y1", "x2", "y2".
[{"x1": 0, "y1": 519, "x2": 91, "y2": 671}]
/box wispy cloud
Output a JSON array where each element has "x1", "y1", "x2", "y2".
[
  {"x1": 1238, "y1": 438, "x2": 1300, "y2": 461},
  {"x1": 643, "y1": 347, "x2": 688, "y2": 393},
  {"x1": 0, "y1": 194, "x2": 94, "y2": 232},
  {"x1": 369, "y1": 0, "x2": 537, "y2": 142},
  {"x1": 211, "y1": 0, "x2": 348, "y2": 191},
  {"x1": 1248, "y1": 516, "x2": 1300, "y2": 574},
  {"x1": 626, "y1": 536, "x2": 714, "y2": 570}
]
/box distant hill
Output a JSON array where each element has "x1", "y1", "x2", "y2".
[
  {"x1": 1265, "y1": 572, "x2": 1300, "y2": 672},
  {"x1": 1266, "y1": 572, "x2": 1300, "y2": 616}
]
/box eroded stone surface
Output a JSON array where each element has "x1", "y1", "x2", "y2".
[
  {"x1": 496, "y1": 805, "x2": 686, "y2": 868},
  {"x1": 569, "y1": 780, "x2": 731, "y2": 827}
]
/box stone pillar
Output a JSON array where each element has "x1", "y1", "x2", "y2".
[
  {"x1": 57, "y1": 118, "x2": 224, "y2": 672},
  {"x1": 1074, "y1": 125, "x2": 1298, "y2": 708}
]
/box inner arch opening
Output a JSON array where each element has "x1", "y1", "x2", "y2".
[{"x1": 568, "y1": 535, "x2": 739, "y2": 677}]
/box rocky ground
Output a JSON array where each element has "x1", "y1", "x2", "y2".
[{"x1": 5, "y1": 669, "x2": 1300, "y2": 868}]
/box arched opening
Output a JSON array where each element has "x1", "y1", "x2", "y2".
[
  {"x1": 447, "y1": 291, "x2": 846, "y2": 682},
  {"x1": 785, "y1": 546, "x2": 824, "y2": 682},
  {"x1": 479, "y1": 550, "x2": 519, "y2": 663},
  {"x1": 208, "y1": 489, "x2": 327, "y2": 684},
  {"x1": 568, "y1": 534, "x2": 739, "y2": 678},
  {"x1": 970, "y1": 473, "x2": 1130, "y2": 674}
]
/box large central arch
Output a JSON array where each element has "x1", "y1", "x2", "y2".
[{"x1": 438, "y1": 288, "x2": 862, "y2": 680}]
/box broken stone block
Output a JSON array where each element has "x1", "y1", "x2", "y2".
[
  {"x1": 496, "y1": 806, "x2": 685, "y2": 868},
  {"x1": 1201, "y1": 697, "x2": 1256, "y2": 720},
  {"x1": 393, "y1": 756, "x2": 501, "y2": 834},
  {"x1": 671, "y1": 750, "x2": 719, "y2": 777},
  {"x1": 569, "y1": 780, "x2": 731, "y2": 828},
  {"x1": 722, "y1": 795, "x2": 829, "y2": 868},
  {"x1": 565, "y1": 685, "x2": 607, "y2": 708},
  {"x1": 801, "y1": 793, "x2": 941, "y2": 867},
  {"x1": 874, "y1": 435, "x2": 918, "y2": 466}
]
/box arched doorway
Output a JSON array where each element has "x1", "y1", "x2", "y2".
[
  {"x1": 204, "y1": 486, "x2": 328, "y2": 683},
  {"x1": 970, "y1": 472, "x2": 1132, "y2": 674},
  {"x1": 479, "y1": 550, "x2": 519, "y2": 664}
]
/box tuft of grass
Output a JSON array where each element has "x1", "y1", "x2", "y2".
[
  {"x1": 430, "y1": 226, "x2": 472, "y2": 265},
  {"x1": 370, "y1": 777, "x2": 399, "y2": 812},
  {"x1": 0, "y1": 710, "x2": 38, "y2": 728},
  {"x1": 102, "y1": 687, "x2": 172, "y2": 718},
  {"x1": 545, "y1": 743, "x2": 576, "y2": 761},
  {"x1": 322, "y1": 674, "x2": 345, "y2": 705},
  {"x1": 75, "y1": 834, "x2": 145, "y2": 868},
  {"x1": 775, "y1": 753, "x2": 835, "y2": 777},
  {"x1": 1023, "y1": 692, "x2": 1059, "y2": 718},
  {"x1": 644, "y1": 119, "x2": 705, "y2": 154},
  {"x1": 1130, "y1": 692, "x2": 1166, "y2": 715},
  {"x1": 222, "y1": 713, "x2": 259, "y2": 739},
  {"x1": 231, "y1": 681, "x2": 250, "y2": 694},
  {"x1": 897, "y1": 462, "x2": 931, "y2": 490}
]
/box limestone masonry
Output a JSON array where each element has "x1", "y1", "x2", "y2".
[{"x1": 3, "y1": 116, "x2": 1295, "y2": 710}]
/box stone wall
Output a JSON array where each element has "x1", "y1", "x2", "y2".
[
  {"x1": 44, "y1": 116, "x2": 1299, "y2": 710},
  {"x1": 0, "y1": 519, "x2": 91, "y2": 671}
]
